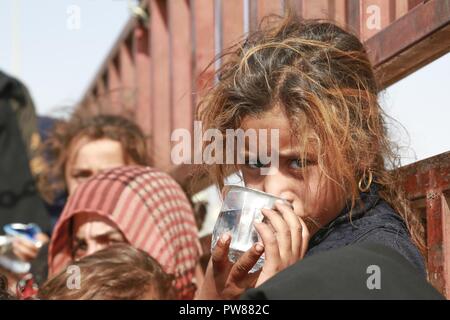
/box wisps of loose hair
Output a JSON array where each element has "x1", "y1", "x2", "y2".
[
  {"x1": 37, "y1": 113, "x2": 150, "y2": 202},
  {"x1": 38, "y1": 244, "x2": 175, "y2": 300},
  {"x1": 196, "y1": 13, "x2": 425, "y2": 254}
]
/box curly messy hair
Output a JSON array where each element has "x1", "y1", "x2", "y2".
[
  {"x1": 0, "y1": 274, "x2": 15, "y2": 300},
  {"x1": 38, "y1": 244, "x2": 175, "y2": 300},
  {"x1": 196, "y1": 14, "x2": 425, "y2": 254},
  {"x1": 38, "y1": 114, "x2": 150, "y2": 201}
]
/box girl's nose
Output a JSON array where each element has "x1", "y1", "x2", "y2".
[
  {"x1": 279, "y1": 191, "x2": 295, "y2": 204},
  {"x1": 262, "y1": 168, "x2": 284, "y2": 196}
]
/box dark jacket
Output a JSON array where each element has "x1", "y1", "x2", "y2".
[
  {"x1": 0, "y1": 71, "x2": 51, "y2": 234},
  {"x1": 242, "y1": 243, "x2": 442, "y2": 300},
  {"x1": 305, "y1": 183, "x2": 426, "y2": 277}
]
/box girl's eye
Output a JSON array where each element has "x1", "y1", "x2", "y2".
[
  {"x1": 72, "y1": 241, "x2": 87, "y2": 258},
  {"x1": 289, "y1": 159, "x2": 313, "y2": 169},
  {"x1": 246, "y1": 158, "x2": 266, "y2": 169},
  {"x1": 72, "y1": 170, "x2": 93, "y2": 183},
  {"x1": 107, "y1": 239, "x2": 123, "y2": 245}
]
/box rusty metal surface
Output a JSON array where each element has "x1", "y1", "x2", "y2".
[
  {"x1": 397, "y1": 151, "x2": 450, "y2": 298},
  {"x1": 366, "y1": 0, "x2": 450, "y2": 88},
  {"x1": 398, "y1": 151, "x2": 450, "y2": 199}
]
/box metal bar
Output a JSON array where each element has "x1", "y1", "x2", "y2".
[
  {"x1": 133, "y1": 24, "x2": 152, "y2": 160},
  {"x1": 223, "y1": 0, "x2": 245, "y2": 50},
  {"x1": 257, "y1": 0, "x2": 284, "y2": 20},
  {"x1": 150, "y1": 0, "x2": 172, "y2": 170},
  {"x1": 78, "y1": 18, "x2": 138, "y2": 108},
  {"x1": 333, "y1": 0, "x2": 347, "y2": 28},
  {"x1": 169, "y1": 0, "x2": 194, "y2": 136},
  {"x1": 442, "y1": 192, "x2": 450, "y2": 298},
  {"x1": 95, "y1": 77, "x2": 107, "y2": 113},
  {"x1": 214, "y1": 0, "x2": 223, "y2": 80},
  {"x1": 347, "y1": 0, "x2": 361, "y2": 37},
  {"x1": 426, "y1": 182, "x2": 446, "y2": 296},
  {"x1": 119, "y1": 39, "x2": 136, "y2": 117},
  {"x1": 249, "y1": 0, "x2": 259, "y2": 32},
  {"x1": 398, "y1": 152, "x2": 450, "y2": 199},
  {"x1": 365, "y1": 0, "x2": 450, "y2": 89},
  {"x1": 301, "y1": 0, "x2": 333, "y2": 20},
  {"x1": 107, "y1": 59, "x2": 122, "y2": 114},
  {"x1": 191, "y1": 0, "x2": 216, "y2": 98},
  {"x1": 397, "y1": 151, "x2": 450, "y2": 297}
]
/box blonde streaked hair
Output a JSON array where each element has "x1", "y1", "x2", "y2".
[{"x1": 196, "y1": 14, "x2": 425, "y2": 255}]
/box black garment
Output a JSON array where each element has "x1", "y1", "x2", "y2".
[
  {"x1": 0, "y1": 71, "x2": 51, "y2": 234},
  {"x1": 306, "y1": 183, "x2": 426, "y2": 277},
  {"x1": 38, "y1": 116, "x2": 67, "y2": 230},
  {"x1": 242, "y1": 243, "x2": 444, "y2": 300},
  {"x1": 29, "y1": 243, "x2": 49, "y2": 286}
]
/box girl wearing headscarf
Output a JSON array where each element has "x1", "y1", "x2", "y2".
[{"x1": 48, "y1": 166, "x2": 201, "y2": 299}]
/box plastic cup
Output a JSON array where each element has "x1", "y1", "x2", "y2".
[{"x1": 211, "y1": 185, "x2": 290, "y2": 273}]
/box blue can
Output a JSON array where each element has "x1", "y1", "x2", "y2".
[{"x1": 3, "y1": 223, "x2": 42, "y2": 243}]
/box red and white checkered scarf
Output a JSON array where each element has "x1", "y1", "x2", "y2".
[{"x1": 48, "y1": 166, "x2": 200, "y2": 299}]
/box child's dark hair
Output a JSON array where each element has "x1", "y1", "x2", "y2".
[
  {"x1": 38, "y1": 114, "x2": 150, "y2": 201},
  {"x1": 0, "y1": 274, "x2": 15, "y2": 300},
  {"x1": 39, "y1": 244, "x2": 175, "y2": 300}
]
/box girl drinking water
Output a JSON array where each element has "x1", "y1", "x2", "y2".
[{"x1": 195, "y1": 14, "x2": 426, "y2": 299}]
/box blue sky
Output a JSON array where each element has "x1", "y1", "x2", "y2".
[
  {"x1": 381, "y1": 52, "x2": 450, "y2": 165},
  {"x1": 0, "y1": 0, "x2": 131, "y2": 116},
  {"x1": 0, "y1": 0, "x2": 449, "y2": 165}
]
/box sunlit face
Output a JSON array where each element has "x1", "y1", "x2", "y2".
[
  {"x1": 65, "y1": 138, "x2": 126, "y2": 194},
  {"x1": 71, "y1": 212, "x2": 126, "y2": 260},
  {"x1": 239, "y1": 107, "x2": 346, "y2": 235}
]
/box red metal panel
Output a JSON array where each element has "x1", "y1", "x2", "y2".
[
  {"x1": 301, "y1": 0, "x2": 333, "y2": 20},
  {"x1": 192, "y1": 0, "x2": 215, "y2": 101},
  {"x1": 399, "y1": 152, "x2": 450, "y2": 201},
  {"x1": 248, "y1": 0, "x2": 284, "y2": 32},
  {"x1": 440, "y1": 191, "x2": 450, "y2": 299},
  {"x1": 395, "y1": 0, "x2": 410, "y2": 19},
  {"x1": 150, "y1": 0, "x2": 172, "y2": 170},
  {"x1": 95, "y1": 77, "x2": 107, "y2": 113},
  {"x1": 347, "y1": 0, "x2": 361, "y2": 37},
  {"x1": 78, "y1": 16, "x2": 137, "y2": 112},
  {"x1": 443, "y1": 193, "x2": 450, "y2": 297},
  {"x1": 222, "y1": 0, "x2": 244, "y2": 50},
  {"x1": 119, "y1": 39, "x2": 136, "y2": 116},
  {"x1": 395, "y1": 0, "x2": 423, "y2": 19},
  {"x1": 107, "y1": 59, "x2": 122, "y2": 114},
  {"x1": 426, "y1": 186, "x2": 447, "y2": 297},
  {"x1": 257, "y1": 0, "x2": 284, "y2": 20},
  {"x1": 333, "y1": 0, "x2": 347, "y2": 28},
  {"x1": 366, "y1": 0, "x2": 450, "y2": 88},
  {"x1": 134, "y1": 25, "x2": 152, "y2": 159},
  {"x1": 89, "y1": 93, "x2": 98, "y2": 115},
  {"x1": 169, "y1": 0, "x2": 194, "y2": 136},
  {"x1": 399, "y1": 152, "x2": 450, "y2": 297},
  {"x1": 284, "y1": 0, "x2": 302, "y2": 17},
  {"x1": 395, "y1": 0, "x2": 427, "y2": 19},
  {"x1": 249, "y1": 0, "x2": 259, "y2": 32}
]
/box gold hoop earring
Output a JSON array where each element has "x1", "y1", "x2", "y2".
[{"x1": 358, "y1": 169, "x2": 373, "y2": 192}]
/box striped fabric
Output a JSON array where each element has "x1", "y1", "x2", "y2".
[{"x1": 48, "y1": 166, "x2": 201, "y2": 299}]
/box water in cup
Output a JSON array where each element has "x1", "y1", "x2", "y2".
[{"x1": 211, "y1": 185, "x2": 289, "y2": 273}]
